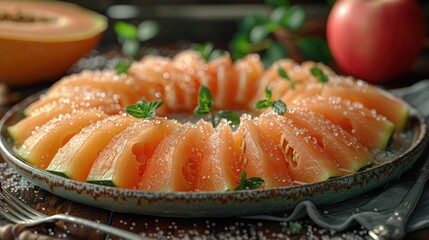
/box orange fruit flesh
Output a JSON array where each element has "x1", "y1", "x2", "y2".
[
  {"x1": 0, "y1": 1, "x2": 107, "y2": 86},
  {"x1": 194, "y1": 121, "x2": 242, "y2": 192},
  {"x1": 46, "y1": 115, "x2": 139, "y2": 181},
  {"x1": 87, "y1": 118, "x2": 180, "y2": 189},
  {"x1": 47, "y1": 70, "x2": 142, "y2": 107},
  {"x1": 139, "y1": 121, "x2": 212, "y2": 192},
  {"x1": 284, "y1": 109, "x2": 372, "y2": 173},
  {"x1": 24, "y1": 87, "x2": 122, "y2": 116},
  {"x1": 258, "y1": 113, "x2": 343, "y2": 184},
  {"x1": 240, "y1": 118, "x2": 292, "y2": 189},
  {"x1": 17, "y1": 109, "x2": 107, "y2": 169},
  {"x1": 290, "y1": 96, "x2": 395, "y2": 151}
]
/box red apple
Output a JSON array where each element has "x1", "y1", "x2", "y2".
[{"x1": 326, "y1": 0, "x2": 426, "y2": 84}]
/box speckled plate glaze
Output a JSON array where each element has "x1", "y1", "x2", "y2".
[{"x1": 0, "y1": 92, "x2": 427, "y2": 218}]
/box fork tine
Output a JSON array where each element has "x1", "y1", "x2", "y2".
[
  {"x1": 0, "y1": 185, "x2": 43, "y2": 219},
  {"x1": 0, "y1": 197, "x2": 22, "y2": 223}
]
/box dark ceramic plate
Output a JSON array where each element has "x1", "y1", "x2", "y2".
[{"x1": 0, "y1": 92, "x2": 427, "y2": 217}]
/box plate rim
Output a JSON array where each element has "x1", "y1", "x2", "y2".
[{"x1": 0, "y1": 91, "x2": 427, "y2": 217}]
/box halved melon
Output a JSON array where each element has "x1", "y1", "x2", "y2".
[
  {"x1": 240, "y1": 117, "x2": 292, "y2": 189},
  {"x1": 284, "y1": 109, "x2": 373, "y2": 172},
  {"x1": 0, "y1": 1, "x2": 107, "y2": 86},
  {"x1": 194, "y1": 121, "x2": 242, "y2": 191},
  {"x1": 290, "y1": 96, "x2": 395, "y2": 151},
  {"x1": 139, "y1": 121, "x2": 213, "y2": 192},
  {"x1": 46, "y1": 114, "x2": 139, "y2": 181},
  {"x1": 86, "y1": 118, "x2": 180, "y2": 189},
  {"x1": 17, "y1": 109, "x2": 107, "y2": 169},
  {"x1": 258, "y1": 113, "x2": 343, "y2": 184}
]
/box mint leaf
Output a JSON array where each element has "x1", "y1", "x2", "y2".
[
  {"x1": 114, "y1": 21, "x2": 138, "y2": 40},
  {"x1": 265, "y1": 87, "x2": 273, "y2": 100},
  {"x1": 254, "y1": 87, "x2": 287, "y2": 115},
  {"x1": 282, "y1": 221, "x2": 303, "y2": 235},
  {"x1": 115, "y1": 60, "x2": 133, "y2": 75},
  {"x1": 214, "y1": 110, "x2": 240, "y2": 126},
  {"x1": 193, "y1": 86, "x2": 214, "y2": 115},
  {"x1": 233, "y1": 171, "x2": 264, "y2": 190},
  {"x1": 192, "y1": 43, "x2": 214, "y2": 62},
  {"x1": 277, "y1": 66, "x2": 289, "y2": 79},
  {"x1": 254, "y1": 99, "x2": 273, "y2": 110},
  {"x1": 137, "y1": 20, "x2": 160, "y2": 41},
  {"x1": 272, "y1": 99, "x2": 287, "y2": 115},
  {"x1": 310, "y1": 66, "x2": 329, "y2": 83},
  {"x1": 277, "y1": 66, "x2": 295, "y2": 89},
  {"x1": 125, "y1": 99, "x2": 162, "y2": 119}
]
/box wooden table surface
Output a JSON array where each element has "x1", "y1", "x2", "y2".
[{"x1": 1, "y1": 49, "x2": 429, "y2": 240}]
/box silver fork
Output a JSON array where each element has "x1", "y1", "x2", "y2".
[
  {"x1": 368, "y1": 154, "x2": 429, "y2": 240},
  {"x1": 368, "y1": 80, "x2": 429, "y2": 240},
  {"x1": 0, "y1": 184, "x2": 145, "y2": 240}
]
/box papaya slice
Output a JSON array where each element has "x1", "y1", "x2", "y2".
[
  {"x1": 0, "y1": 1, "x2": 107, "y2": 86},
  {"x1": 280, "y1": 79, "x2": 409, "y2": 130},
  {"x1": 233, "y1": 54, "x2": 264, "y2": 108},
  {"x1": 17, "y1": 109, "x2": 107, "y2": 169},
  {"x1": 291, "y1": 96, "x2": 395, "y2": 151},
  {"x1": 240, "y1": 117, "x2": 292, "y2": 189},
  {"x1": 195, "y1": 121, "x2": 242, "y2": 192},
  {"x1": 86, "y1": 118, "x2": 180, "y2": 189},
  {"x1": 9, "y1": 103, "x2": 77, "y2": 146},
  {"x1": 46, "y1": 114, "x2": 140, "y2": 181},
  {"x1": 47, "y1": 70, "x2": 142, "y2": 107},
  {"x1": 139, "y1": 121, "x2": 213, "y2": 192},
  {"x1": 258, "y1": 113, "x2": 343, "y2": 184},
  {"x1": 284, "y1": 109, "x2": 373, "y2": 172},
  {"x1": 24, "y1": 87, "x2": 122, "y2": 116}
]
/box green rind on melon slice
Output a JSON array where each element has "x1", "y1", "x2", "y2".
[
  {"x1": 321, "y1": 80, "x2": 409, "y2": 131},
  {"x1": 46, "y1": 115, "x2": 139, "y2": 181},
  {"x1": 290, "y1": 96, "x2": 395, "y2": 151},
  {"x1": 16, "y1": 109, "x2": 107, "y2": 170},
  {"x1": 86, "y1": 119, "x2": 180, "y2": 189},
  {"x1": 284, "y1": 109, "x2": 373, "y2": 173},
  {"x1": 258, "y1": 113, "x2": 343, "y2": 184}
]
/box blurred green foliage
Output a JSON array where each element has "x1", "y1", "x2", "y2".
[{"x1": 229, "y1": 0, "x2": 332, "y2": 66}]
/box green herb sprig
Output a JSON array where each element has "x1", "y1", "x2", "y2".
[
  {"x1": 193, "y1": 86, "x2": 240, "y2": 126},
  {"x1": 277, "y1": 66, "x2": 295, "y2": 89},
  {"x1": 191, "y1": 43, "x2": 228, "y2": 62},
  {"x1": 125, "y1": 99, "x2": 163, "y2": 119},
  {"x1": 282, "y1": 221, "x2": 303, "y2": 235},
  {"x1": 310, "y1": 66, "x2": 329, "y2": 83},
  {"x1": 115, "y1": 59, "x2": 133, "y2": 75},
  {"x1": 114, "y1": 20, "x2": 160, "y2": 59},
  {"x1": 233, "y1": 170, "x2": 264, "y2": 191},
  {"x1": 254, "y1": 87, "x2": 287, "y2": 115},
  {"x1": 229, "y1": 1, "x2": 332, "y2": 66}
]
